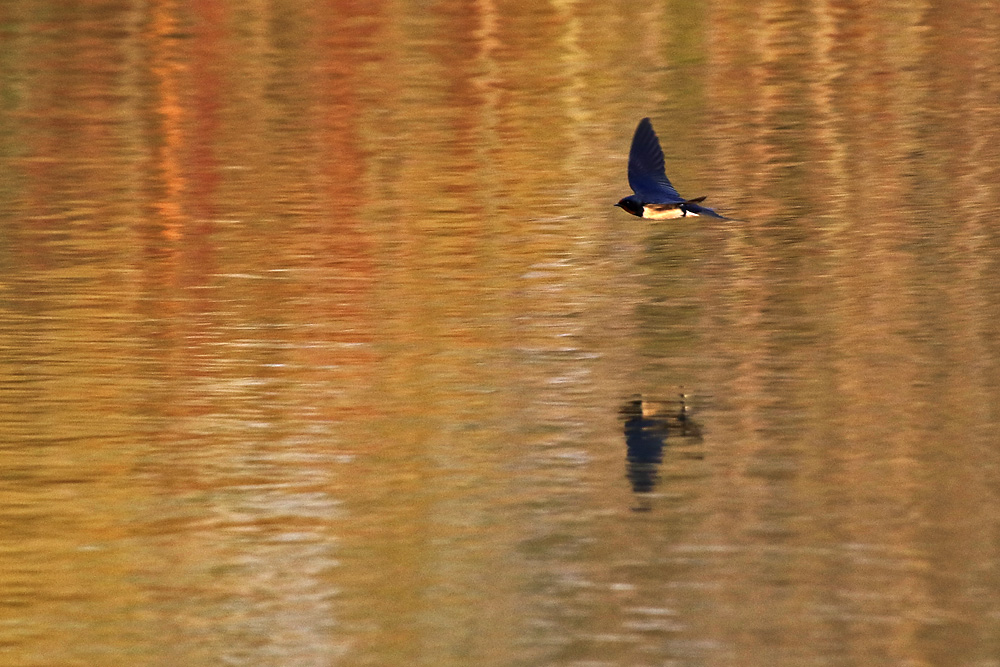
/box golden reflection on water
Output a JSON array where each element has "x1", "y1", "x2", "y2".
[{"x1": 2, "y1": 0, "x2": 1000, "y2": 665}]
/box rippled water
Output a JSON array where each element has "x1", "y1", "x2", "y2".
[{"x1": 3, "y1": 1, "x2": 1000, "y2": 665}]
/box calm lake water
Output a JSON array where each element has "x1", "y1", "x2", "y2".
[{"x1": 3, "y1": 0, "x2": 1000, "y2": 665}]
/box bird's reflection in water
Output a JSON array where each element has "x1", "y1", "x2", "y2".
[{"x1": 619, "y1": 393, "x2": 702, "y2": 512}]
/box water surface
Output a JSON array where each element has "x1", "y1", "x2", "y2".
[{"x1": 3, "y1": 1, "x2": 1000, "y2": 665}]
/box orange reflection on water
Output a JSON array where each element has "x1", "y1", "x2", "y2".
[{"x1": 2, "y1": 0, "x2": 1000, "y2": 665}]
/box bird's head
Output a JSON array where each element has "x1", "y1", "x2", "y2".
[{"x1": 614, "y1": 196, "x2": 644, "y2": 217}]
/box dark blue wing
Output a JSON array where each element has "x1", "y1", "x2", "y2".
[
  {"x1": 628, "y1": 118, "x2": 684, "y2": 204},
  {"x1": 685, "y1": 202, "x2": 728, "y2": 219}
]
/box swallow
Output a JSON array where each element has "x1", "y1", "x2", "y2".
[{"x1": 615, "y1": 117, "x2": 728, "y2": 220}]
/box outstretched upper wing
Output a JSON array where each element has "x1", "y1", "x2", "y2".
[{"x1": 628, "y1": 118, "x2": 684, "y2": 204}]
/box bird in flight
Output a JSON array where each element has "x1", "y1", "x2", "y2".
[{"x1": 615, "y1": 117, "x2": 728, "y2": 220}]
